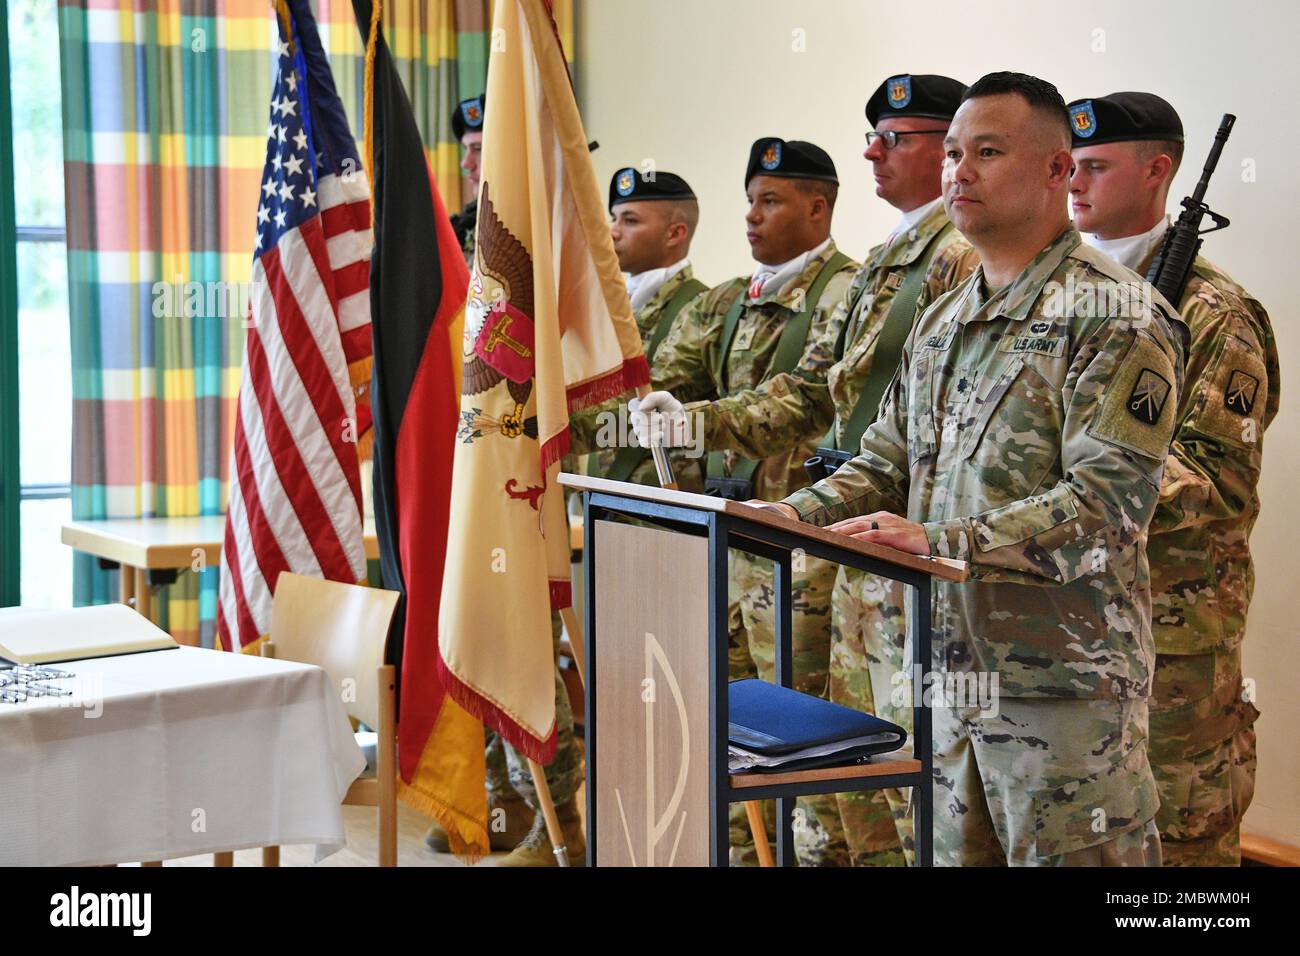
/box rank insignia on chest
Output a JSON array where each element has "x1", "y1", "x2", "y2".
[
  {"x1": 1224, "y1": 369, "x2": 1259, "y2": 415},
  {"x1": 1071, "y1": 100, "x2": 1097, "y2": 138},
  {"x1": 1127, "y1": 367, "x2": 1171, "y2": 424},
  {"x1": 733, "y1": 320, "x2": 757, "y2": 351},
  {"x1": 887, "y1": 75, "x2": 912, "y2": 109}
]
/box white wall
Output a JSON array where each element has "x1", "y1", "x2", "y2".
[{"x1": 577, "y1": 0, "x2": 1299, "y2": 847}]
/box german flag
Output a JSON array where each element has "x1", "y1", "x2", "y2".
[{"x1": 356, "y1": 0, "x2": 487, "y2": 856}]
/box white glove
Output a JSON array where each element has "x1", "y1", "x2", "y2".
[{"x1": 629, "y1": 391, "x2": 687, "y2": 448}]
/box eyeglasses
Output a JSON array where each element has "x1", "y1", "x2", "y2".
[{"x1": 864, "y1": 130, "x2": 948, "y2": 149}]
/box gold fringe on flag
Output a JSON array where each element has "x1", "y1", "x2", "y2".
[{"x1": 363, "y1": 0, "x2": 383, "y2": 222}]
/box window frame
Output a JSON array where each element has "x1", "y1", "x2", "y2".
[
  {"x1": 2, "y1": 4, "x2": 71, "y2": 607},
  {"x1": 0, "y1": 7, "x2": 21, "y2": 607}
]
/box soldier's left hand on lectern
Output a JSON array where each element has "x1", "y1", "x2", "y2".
[
  {"x1": 828, "y1": 511, "x2": 929, "y2": 555},
  {"x1": 630, "y1": 391, "x2": 687, "y2": 448}
]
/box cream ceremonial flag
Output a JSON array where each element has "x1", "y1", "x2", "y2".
[{"x1": 437, "y1": 0, "x2": 648, "y2": 760}]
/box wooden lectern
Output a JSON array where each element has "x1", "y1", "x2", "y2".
[{"x1": 559, "y1": 473, "x2": 967, "y2": 868}]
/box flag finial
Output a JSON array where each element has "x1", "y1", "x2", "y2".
[
  {"x1": 362, "y1": 0, "x2": 383, "y2": 220},
  {"x1": 272, "y1": 0, "x2": 295, "y2": 56}
]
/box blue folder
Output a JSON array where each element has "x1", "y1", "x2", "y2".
[{"x1": 728, "y1": 678, "x2": 908, "y2": 773}]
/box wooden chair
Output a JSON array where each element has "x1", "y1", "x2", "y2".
[{"x1": 214, "y1": 572, "x2": 400, "y2": 867}]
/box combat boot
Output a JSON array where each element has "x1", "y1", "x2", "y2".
[
  {"x1": 424, "y1": 789, "x2": 534, "y2": 853},
  {"x1": 495, "y1": 797, "x2": 586, "y2": 867}
]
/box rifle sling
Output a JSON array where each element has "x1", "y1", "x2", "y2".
[
  {"x1": 837, "y1": 229, "x2": 946, "y2": 453},
  {"x1": 592, "y1": 276, "x2": 708, "y2": 482},
  {"x1": 709, "y1": 250, "x2": 851, "y2": 481}
]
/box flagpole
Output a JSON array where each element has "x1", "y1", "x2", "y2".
[
  {"x1": 636, "y1": 384, "x2": 678, "y2": 491},
  {"x1": 527, "y1": 756, "x2": 572, "y2": 867},
  {"x1": 529, "y1": 383, "x2": 673, "y2": 865},
  {"x1": 634, "y1": 385, "x2": 778, "y2": 864}
]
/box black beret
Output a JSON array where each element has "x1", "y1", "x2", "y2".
[
  {"x1": 451, "y1": 93, "x2": 485, "y2": 140},
  {"x1": 745, "y1": 138, "x2": 838, "y2": 187},
  {"x1": 1067, "y1": 92, "x2": 1184, "y2": 147},
  {"x1": 866, "y1": 74, "x2": 966, "y2": 126},
  {"x1": 609, "y1": 168, "x2": 696, "y2": 211}
]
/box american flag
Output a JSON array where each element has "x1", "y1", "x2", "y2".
[{"x1": 218, "y1": 9, "x2": 371, "y2": 651}]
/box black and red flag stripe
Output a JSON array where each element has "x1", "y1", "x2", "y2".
[{"x1": 355, "y1": 0, "x2": 485, "y2": 845}]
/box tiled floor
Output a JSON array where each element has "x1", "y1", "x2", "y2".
[
  {"x1": 163, "y1": 790, "x2": 586, "y2": 867},
  {"x1": 161, "y1": 803, "x2": 482, "y2": 867}
]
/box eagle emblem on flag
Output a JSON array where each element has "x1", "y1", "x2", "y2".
[{"x1": 465, "y1": 182, "x2": 537, "y2": 391}]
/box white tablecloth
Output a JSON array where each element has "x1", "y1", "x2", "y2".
[{"x1": 0, "y1": 645, "x2": 365, "y2": 866}]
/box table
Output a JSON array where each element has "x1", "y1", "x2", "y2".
[
  {"x1": 0, "y1": 635, "x2": 364, "y2": 866},
  {"x1": 61, "y1": 514, "x2": 585, "y2": 641},
  {"x1": 60, "y1": 516, "x2": 379, "y2": 642}
]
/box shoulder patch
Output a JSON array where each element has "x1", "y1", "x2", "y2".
[
  {"x1": 1224, "y1": 370, "x2": 1259, "y2": 416},
  {"x1": 1087, "y1": 333, "x2": 1178, "y2": 459},
  {"x1": 1191, "y1": 332, "x2": 1269, "y2": 446},
  {"x1": 1127, "y1": 367, "x2": 1171, "y2": 424}
]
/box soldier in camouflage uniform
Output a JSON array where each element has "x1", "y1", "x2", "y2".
[
  {"x1": 449, "y1": 93, "x2": 484, "y2": 267},
  {"x1": 634, "y1": 138, "x2": 859, "y2": 865},
  {"x1": 641, "y1": 76, "x2": 978, "y2": 867},
  {"x1": 769, "y1": 73, "x2": 1187, "y2": 865},
  {"x1": 1069, "y1": 92, "x2": 1280, "y2": 866},
  {"x1": 426, "y1": 92, "x2": 586, "y2": 866},
  {"x1": 566, "y1": 168, "x2": 708, "y2": 492}
]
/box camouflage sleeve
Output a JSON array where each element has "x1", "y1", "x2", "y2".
[
  {"x1": 780, "y1": 344, "x2": 912, "y2": 522},
  {"x1": 925, "y1": 311, "x2": 1181, "y2": 585},
  {"x1": 1151, "y1": 297, "x2": 1271, "y2": 534},
  {"x1": 649, "y1": 282, "x2": 736, "y2": 403},
  {"x1": 921, "y1": 242, "x2": 980, "y2": 313},
  {"x1": 570, "y1": 283, "x2": 735, "y2": 455},
  {"x1": 568, "y1": 395, "x2": 625, "y2": 455},
  {"x1": 685, "y1": 370, "x2": 832, "y2": 459},
  {"x1": 686, "y1": 269, "x2": 855, "y2": 459}
]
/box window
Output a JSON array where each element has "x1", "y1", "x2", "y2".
[{"x1": 7, "y1": 0, "x2": 70, "y2": 606}]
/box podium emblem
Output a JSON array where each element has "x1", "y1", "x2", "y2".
[{"x1": 613, "y1": 631, "x2": 692, "y2": 866}]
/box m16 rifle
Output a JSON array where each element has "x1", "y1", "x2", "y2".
[{"x1": 1145, "y1": 113, "x2": 1236, "y2": 306}]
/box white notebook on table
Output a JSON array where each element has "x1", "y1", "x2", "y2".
[{"x1": 0, "y1": 604, "x2": 178, "y2": 665}]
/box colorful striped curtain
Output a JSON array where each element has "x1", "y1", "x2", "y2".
[
  {"x1": 315, "y1": 0, "x2": 574, "y2": 212},
  {"x1": 60, "y1": 0, "x2": 571, "y2": 645}
]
